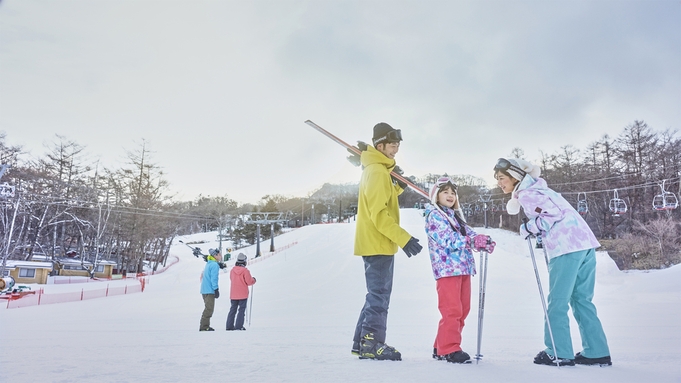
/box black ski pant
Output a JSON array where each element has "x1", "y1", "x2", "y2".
[
  {"x1": 353, "y1": 255, "x2": 394, "y2": 347},
  {"x1": 226, "y1": 299, "x2": 248, "y2": 330}
]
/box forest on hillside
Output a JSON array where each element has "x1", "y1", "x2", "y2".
[
  {"x1": 401, "y1": 121, "x2": 681, "y2": 269},
  {"x1": 1, "y1": 120, "x2": 679, "y2": 273}
]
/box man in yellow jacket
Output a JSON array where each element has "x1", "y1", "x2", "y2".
[{"x1": 352, "y1": 122, "x2": 423, "y2": 361}]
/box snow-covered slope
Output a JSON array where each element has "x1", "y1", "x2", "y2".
[{"x1": 1, "y1": 209, "x2": 679, "y2": 383}]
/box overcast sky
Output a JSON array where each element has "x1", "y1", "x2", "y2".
[{"x1": 1, "y1": 0, "x2": 679, "y2": 204}]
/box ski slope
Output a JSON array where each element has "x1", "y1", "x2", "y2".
[{"x1": 1, "y1": 209, "x2": 680, "y2": 383}]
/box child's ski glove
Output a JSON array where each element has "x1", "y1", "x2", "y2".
[{"x1": 471, "y1": 234, "x2": 496, "y2": 254}]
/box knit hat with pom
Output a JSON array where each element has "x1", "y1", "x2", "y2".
[
  {"x1": 429, "y1": 177, "x2": 467, "y2": 227},
  {"x1": 494, "y1": 158, "x2": 541, "y2": 215},
  {"x1": 494, "y1": 158, "x2": 541, "y2": 182}
]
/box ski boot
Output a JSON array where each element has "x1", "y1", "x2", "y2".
[
  {"x1": 444, "y1": 350, "x2": 471, "y2": 364},
  {"x1": 432, "y1": 348, "x2": 445, "y2": 361},
  {"x1": 359, "y1": 333, "x2": 401, "y2": 361},
  {"x1": 351, "y1": 342, "x2": 360, "y2": 356},
  {"x1": 574, "y1": 352, "x2": 612, "y2": 367},
  {"x1": 533, "y1": 350, "x2": 575, "y2": 366}
]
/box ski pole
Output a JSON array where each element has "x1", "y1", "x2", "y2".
[
  {"x1": 523, "y1": 221, "x2": 560, "y2": 367},
  {"x1": 248, "y1": 285, "x2": 254, "y2": 327},
  {"x1": 475, "y1": 248, "x2": 489, "y2": 364},
  {"x1": 535, "y1": 234, "x2": 550, "y2": 268}
]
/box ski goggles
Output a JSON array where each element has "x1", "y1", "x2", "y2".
[
  {"x1": 373, "y1": 129, "x2": 403, "y2": 145},
  {"x1": 435, "y1": 176, "x2": 457, "y2": 190},
  {"x1": 493, "y1": 158, "x2": 526, "y2": 177}
]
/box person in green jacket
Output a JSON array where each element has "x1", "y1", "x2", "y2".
[{"x1": 351, "y1": 122, "x2": 423, "y2": 361}]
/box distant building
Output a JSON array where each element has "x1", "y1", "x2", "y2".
[
  {"x1": 3, "y1": 261, "x2": 53, "y2": 285},
  {"x1": 56, "y1": 259, "x2": 116, "y2": 279}
]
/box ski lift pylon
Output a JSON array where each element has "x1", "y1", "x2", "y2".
[
  {"x1": 652, "y1": 180, "x2": 679, "y2": 211},
  {"x1": 609, "y1": 189, "x2": 627, "y2": 217}
]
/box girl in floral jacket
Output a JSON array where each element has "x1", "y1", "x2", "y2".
[
  {"x1": 424, "y1": 177, "x2": 494, "y2": 364},
  {"x1": 494, "y1": 158, "x2": 611, "y2": 367}
]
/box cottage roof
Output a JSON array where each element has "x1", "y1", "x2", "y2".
[{"x1": 5, "y1": 261, "x2": 53, "y2": 270}]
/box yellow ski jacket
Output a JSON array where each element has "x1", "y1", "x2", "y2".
[{"x1": 354, "y1": 145, "x2": 412, "y2": 256}]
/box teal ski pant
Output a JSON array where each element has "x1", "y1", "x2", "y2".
[{"x1": 545, "y1": 248, "x2": 610, "y2": 359}]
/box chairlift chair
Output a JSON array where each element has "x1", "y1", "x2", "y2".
[
  {"x1": 609, "y1": 189, "x2": 627, "y2": 217},
  {"x1": 0, "y1": 182, "x2": 15, "y2": 198},
  {"x1": 652, "y1": 180, "x2": 679, "y2": 211},
  {"x1": 577, "y1": 192, "x2": 588, "y2": 216}
]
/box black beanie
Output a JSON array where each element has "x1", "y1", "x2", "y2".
[{"x1": 372, "y1": 122, "x2": 399, "y2": 146}]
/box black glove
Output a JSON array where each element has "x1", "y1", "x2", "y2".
[
  {"x1": 214, "y1": 289, "x2": 220, "y2": 299},
  {"x1": 402, "y1": 237, "x2": 423, "y2": 257},
  {"x1": 218, "y1": 262, "x2": 226, "y2": 269},
  {"x1": 346, "y1": 141, "x2": 369, "y2": 167}
]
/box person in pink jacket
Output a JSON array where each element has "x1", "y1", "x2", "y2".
[{"x1": 226, "y1": 253, "x2": 256, "y2": 331}]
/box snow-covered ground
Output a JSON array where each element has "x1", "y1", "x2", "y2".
[{"x1": 1, "y1": 209, "x2": 679, "y2": 383}]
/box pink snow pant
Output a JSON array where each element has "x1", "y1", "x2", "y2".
[{"x1": 434, "y1": 275, "x2": 471, "y2": 356}]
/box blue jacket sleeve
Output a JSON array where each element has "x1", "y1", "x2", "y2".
[{"x1": 209, "y1": 263, "x2": 219, "y2": 290}]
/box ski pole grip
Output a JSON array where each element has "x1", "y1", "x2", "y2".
[{"x1": 521, "y1": 218, "x2": 533, "y2": 239}]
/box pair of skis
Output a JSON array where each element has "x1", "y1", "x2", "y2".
[
  {"x1": 304, "y1": 120, "x2": 429, "y2": 199},
  {"x1": 304, "y1": 120, "x2": 490, "y2": 364}
]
